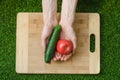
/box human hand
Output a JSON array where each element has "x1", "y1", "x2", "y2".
[
  {"x1": 42, "y1": 0, "x2": 77, "y2": 62},
  {"x1": 53, "y1": 23, "x2": 77, "y2": 61},
  {"x1": 41, "y1": 19, "x2": 58, "y2": 52}
]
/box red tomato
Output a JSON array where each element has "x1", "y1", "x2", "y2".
[{"x1": 56, "y1": 39, "x2": 73, "y2": 55}]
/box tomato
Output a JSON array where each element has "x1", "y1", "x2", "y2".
[{"x1": 56, "y1": 39, "x2": 73, "y2": 55}]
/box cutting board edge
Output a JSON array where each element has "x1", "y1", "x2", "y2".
[
  {"x1": 16, "y1": 13, "x2": 29, "y2": 73},
  {"x1": 89, "y1": 13, "x2": 100, "y2": 74},
  {"x1": 16, "y1": 13, "x2": 100, "y2": 74}
]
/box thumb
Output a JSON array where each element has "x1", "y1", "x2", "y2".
[
  {"x1": 41, "y1": 33, "x2": 49, "y2": 53},
  {"x1": 41, "y1": 38, "x2": 46, "y2": 53},
  {"x1": 41, "y1": 33, "x2": 51, "y2": 53},
  {"x1": 71, "y1": 37, "x2": 77, "y2": 54},
  {"x1": 41, "y1": 26, "x2": 54, "y2": 53}
]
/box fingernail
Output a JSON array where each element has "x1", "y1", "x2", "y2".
[
  {"x1": 61, "y1": 58, "x2": 63, "y2": 61},
  {"x1": 53, "y1": 58, "x2": 57, "y2": 61},
  {"x1": 64, "y1": 58, "x2": 67, "y2": 61}
]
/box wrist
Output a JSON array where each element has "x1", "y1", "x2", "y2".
[
  {"x1": 59, "y1": 20, "x2": 72, "y2": 28},
  {"x1": 44, "y1": 17, "x2": 58, "y2": 28}
]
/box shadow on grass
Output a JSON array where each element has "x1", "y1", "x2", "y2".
[{"x1": 76, "y1": 0, "x2": 103, "y2": 12}]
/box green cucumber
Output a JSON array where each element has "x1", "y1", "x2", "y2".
[{"x1": 45, "y1": 25, "x2": 62, "y2": 63}]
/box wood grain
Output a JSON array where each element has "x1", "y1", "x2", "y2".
[{"x1": 16, "y1": 13, "x2": 100, "y2": 74}]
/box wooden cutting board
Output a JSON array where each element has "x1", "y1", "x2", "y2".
[{"x1": 16, "y1": 13, "x2": 100, "y2": 74}]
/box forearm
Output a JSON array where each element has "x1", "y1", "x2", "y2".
[
  {"x1": 60, "y1": 0, "x2": 78, "y2": 26},
  {"x1": 42, "y1": 0, "x2": 57, "y2": 26}
]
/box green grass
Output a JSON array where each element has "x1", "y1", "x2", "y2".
[{"x1": 0, "y1": 0, "x2": 120, "y2": 79}]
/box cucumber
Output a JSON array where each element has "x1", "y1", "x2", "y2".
[{"x1": 45, "y1": 25, "x2": 62, "y2": 63}]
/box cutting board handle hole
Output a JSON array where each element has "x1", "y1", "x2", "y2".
[{"x1": 90, "y1": 34, "x2": 95, "y2": 53}]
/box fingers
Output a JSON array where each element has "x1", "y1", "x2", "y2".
[
  {"x1": 71, "y1": 36, "x2": 76, "y2": 51},
  {"x1": 53, "y1": 52, "x2": 62, "y2": 61},
  {"x1": 61, "y1": 55, "x2": 66, "y2": 61},
  {"x1": 55, "y1": 52, "x2": 60, "y2": 60},
  {"x1": 69, "y1": 27, "x2": 77, "y2": 50},
  {"x1": 63, "y1": 53, "x2": 72, "y2": 61},
  {"x1": 41, "y1": 38, "x2": 46, "y2": 53},
  {"x1": 53, "y1": 57, "x2": 57, "y2": 61},
  {"x1": 41, "y1": 33, "x2": 49, "y2": 53},
  {"x1": 68, "y1": 27, "x2": 77, "y2": 53},
  {"x1": 53, "y1": 52, "x2": 72, "y2": 61},
  {"x1": 41, "y1": 26, "x2": 52, "y2": 53},
  {"x1": 53, "y1": 52, "x2": 73, "y2": 61},
  {"x1": 53, "y1": 52, "x2": 59, "y2": 61},
  {"x1": 41, "y1": 36, "x2": 50, "y2": 53},
  {"x1": 61, "y1": 53, "x2": 72, "y2": 61}
]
